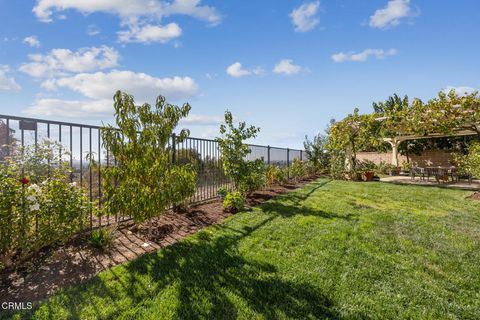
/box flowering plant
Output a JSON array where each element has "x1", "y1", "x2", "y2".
[{"x1": 0, "y1": 141, "x2": 89, "y2": 269}]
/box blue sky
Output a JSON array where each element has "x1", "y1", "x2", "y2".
[{"x1": 0, "y1": 0, "x2": 479, "y2": 148}]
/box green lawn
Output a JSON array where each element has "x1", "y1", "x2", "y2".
[{"x1": 7, "y1": 179, "x2": 480, "y2": 319}]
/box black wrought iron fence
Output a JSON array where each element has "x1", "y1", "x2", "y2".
[{"x1": 0, "y1": 114, "x2": 304, "y2": 230}]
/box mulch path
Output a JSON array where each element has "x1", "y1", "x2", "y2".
[{"x1": 0, "y1": 177, "x2": 318, "y2": 303}]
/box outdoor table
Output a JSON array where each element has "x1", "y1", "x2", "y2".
[{"x1": 425, "y1": 166, "x2": 457, "y2": 183}]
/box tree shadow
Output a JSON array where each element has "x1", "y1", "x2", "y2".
[
  {"x1": 259, "y1": 179, "x2": 358, "y2": 221},
  {"x1": 122, "y1": 216, "x2": 343, "y2": 319},
  {"x1": 15, "y1": 178, "x2": 364, "y2": 319}
]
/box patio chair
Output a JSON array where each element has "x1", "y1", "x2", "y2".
[{"x1": 410, "y1": 166, "x2": 426, "y2": 180}]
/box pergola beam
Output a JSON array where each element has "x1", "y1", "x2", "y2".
[{"x1": 381, "y1": 129, "x2": 477, "y2": 166}]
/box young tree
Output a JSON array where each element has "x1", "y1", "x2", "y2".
[
  {"x1": 101, "y1": 91, "x2": 197, "y2": 234},
  {"x1": 372, "y1": 93, "x2": 409, "y2": 114},
  {"x1": 327, "y1": 109, "x2": 382, "y2": 171},
  {"x1": 303, "y1": 133, "x2": 330, "y2": 171},
  {"x1": 216, "y1": 110, "x2": 260, "y2": 193}
]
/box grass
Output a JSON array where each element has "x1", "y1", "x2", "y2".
[{"x1": 6, "y1": 179, "x2": 480, "y2": 319}]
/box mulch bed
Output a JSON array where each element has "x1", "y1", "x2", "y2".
[
  {"x1": 0, "y1": 177, "x2": 318, "y2": 303},
  {"x1": 467, "y1": 192, "x2": 480, "y2": 201}
]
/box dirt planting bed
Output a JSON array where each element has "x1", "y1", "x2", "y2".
[
  {"x1": 0, "y1": 177, "x2": 319, "y2": 303},
  {"x1": 467, "y1": 192, "x2": 480, "y2": 201}
]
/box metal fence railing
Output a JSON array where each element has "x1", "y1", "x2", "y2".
[{"x1": 0, "y1": 114, "x2": 304, "y2": 229}]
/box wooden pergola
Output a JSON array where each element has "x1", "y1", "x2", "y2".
[{"x1": 383, "y1": 129, "x2": 477, "y2": 167}]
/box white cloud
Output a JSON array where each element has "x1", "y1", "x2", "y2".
[
  {"x1": 87, "y1": 24, "x2": 101, "y2": 36},
  {"x1": 23, "y1": 36, "x2": 40, "y2": 48},
  {"x1": 181, "y1": 114, "x2": 223, "y2": 126},
  {"x1": 118, "y1": 23, "x2": 182, "y2": 43},
  {"x1": 0, "y1": 65, "x2": 21, "y2": 91},
  {"x1": 290, "y1": 1, "x2": 320, "y2": 32},
  {"x1": 33, "y1": 0, "x2": 222, "y2": 25},
  {"x1": 19, "y1": 46, "x2": 120, "y2": 78},
  {"x1": 24, "y1": 98, "x2": 112, "y2": 118},
  {"x1": 332, "y1": 48, "x2": 397, "y2": 62},
  {"x1": 369, "y1": 0, "x2": 413, "y2": 29},
  {"x1": 226, "y1": 62, "x2": 264, "y2": 78},
  {"x1": 33, "y1": 0, "x2": 221, "y2": 43},
  {"x1": 273, "y1": 59, "x2": 303, "y2": 75},
  {"x1": 205, "y1": 73, "x2": 215, "y2": 80},
  {"x1": 443, "y1": 86, "x2": 478, "y2": 96},
  {"x1": 43, "y1": 70, "x2": 198, "y2": 102}
]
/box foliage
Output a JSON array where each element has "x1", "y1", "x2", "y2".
[
  {"x1": 377, "y1": 90, "x2": 480, "y2": 139},
  {"x1": 0, "y1": 120, "x2": 16, "y2": 162},
  {"x1": 173, "y1": 148, "x2": 202, "y2": 167},
  {"x1": 265, "y1": 165, "x2": 279, "y2": 187},
  {"x1": 327, "y1": 90, "x2": 480, "y2": 180},
  {"x1": 327, "y1": 109, "x2": 382, "y2": 171},
  {"x1": 303, "y1": 133, "x2": 330, "y2": 173},
  {"x1": 372, "y1": 93, "x2": 410, "y2": 114},
  {"x1": 290, "y1": 159, "x2": 306, "y2": 182},
  {"x1": 101, "y1": 91, "x2": 197, "y2": 229},
  {"x1": 356, "y1": 160, "x2": 377, "y2": 172},
  {"x1": 276, "y1": 167, "x2": 290, "y2": 185},
  {"x1": 216, "y1": 110, "x2": 260, "y2": 193},
  {"x1": 89, "y1": 228, "x2": 116, "y2": 250},
  {"x1": 0, "y1": 141, "x2": 89, "y2": 269},
  {"x1": 455, "y1": 141, "x2": 480, "y2": 178},
  {"x1": 217, "y1": 187, "x2": 228, "y2": 199},
  {"x1": 304, "y1": 161, "x2": 318, "y2": 176},
  {"x1": 417, "y1": 90, "x2": 480, "y2": 137},
  {"x1": 328, "y1": 149, "x2": 346, "y2": 180},
  {"x1": 238, "y1": 159, "x2": 266, "y2": 195},
  {"x1": 375, "y1": 161, "x2": 398, "y2": 175},
  {"x1": 222, "y1": 191, "x2": 245, "y2": 213},
  {"x1": 400, "y1": 160, "x2": 412, "y2": 171}
]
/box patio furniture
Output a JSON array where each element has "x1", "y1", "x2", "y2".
[
  {"x1": 425, "y1": 166, "x2": 457, "y2": 183},
  {"x1": 410, "y1": 166, "x2": 426, "y2": 180}
]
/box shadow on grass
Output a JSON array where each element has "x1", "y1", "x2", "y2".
[
  {"x1": 14, "y1": 179, "x2": 359, "y2": 319},
  {"x1": 130, "y1": 219, "x2": 341, "y2": 319},
  {"x1": 260, "y1": 179, "x2": 358, "y2": 221}
]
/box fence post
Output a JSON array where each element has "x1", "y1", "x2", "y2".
[
  {"x1": 171, "y1": 133, "x2": 177, "y2": 211},
  {"x1": 171, "y1": 133, "x2": 176, "y2": 164},
  {"x1": 287, "y1": 148, "x2": 290, "y2": 179},
  {"x1": 267, "y1": 145, "x2": 270, "y2": 165},
  {"x1": 300, "y1": 150, "x2": 303, "y2": 161}
]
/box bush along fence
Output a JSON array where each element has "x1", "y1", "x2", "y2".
[{"x1": 0, "y1": 113, "x2": 303, "y2": 230}]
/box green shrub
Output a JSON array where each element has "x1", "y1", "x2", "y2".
[
  {"x1": 356, "y1": 160, "x2": 377, "y2": 172},
  {"x1": 239, "y1": 159, "x2": 266, "y2": 194},
  {"x1": 304, "y1": 133, "x2": 330, "y2": 174},
  {"x1": 276, "y1": 167, "x2": 289, "y2": 185},
  {"x1": 329, "y1": 150, "x2": 347, "y2": 180},
  {"x1": 89, "y1": 228, "x2": 116, "y2": 250},
  {"x1": 290, "y1": 159, "x2": 306, "y2": 182},
  {"x1": 304, "y1": 161, "x2": 319, "y2": 176},
  {"x1": 223, "y1": 192, "x2": 245, "y2": 213},
  {"x1": 217, "y1": 187, "x2": 228, "y2": 199},
  {"x1": 265, "y1": 165, "x2": 279, "y2": 187},
  {"x1": 455, "y1": 141, "x2": 480, "y2": 178},
  {"x1": 0, "y1": 141, "x2": 90, "y2": 269}
]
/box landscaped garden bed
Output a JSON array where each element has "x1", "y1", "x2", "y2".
[{"x1": 0, "y1": 176, "x2": 318, "y2": 304}]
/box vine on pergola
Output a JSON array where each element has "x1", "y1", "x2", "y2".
[{"x1": 328, "y1": 90, "x2": 480, "y2": 169}]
